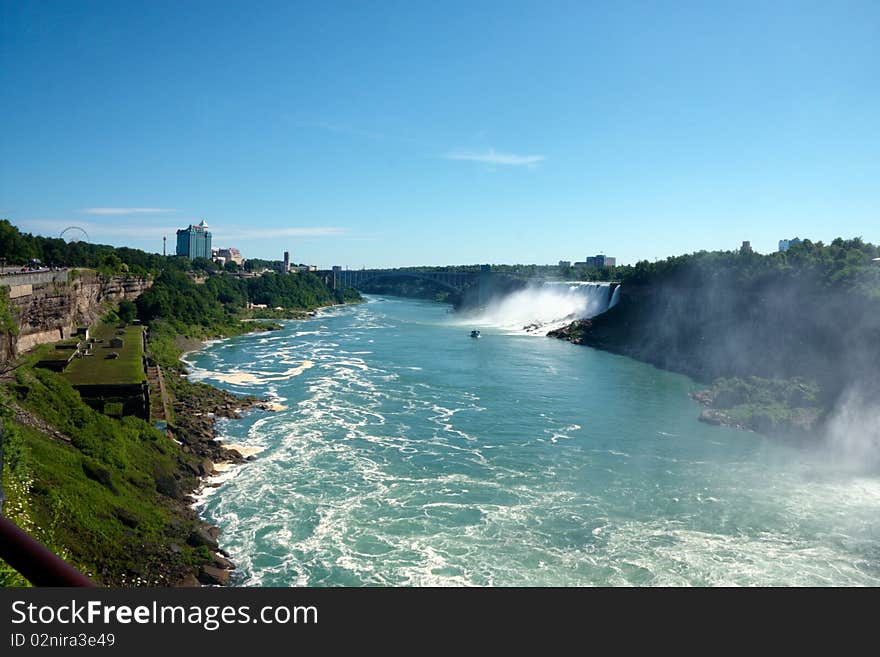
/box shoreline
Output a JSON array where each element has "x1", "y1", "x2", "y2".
[
  {"x1": 169, "y1": 302, "x2": 348, "y2": 586},
  {"x1": 170, "y1": 325, "x2": 279, "y2": 586},
  {"x1": 547, "y1": 319, "x2": 824, "y2": 444}
]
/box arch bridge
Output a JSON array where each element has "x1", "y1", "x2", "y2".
[{"x1": 320, "y1": 265, "x2": 492, "y2": 304}]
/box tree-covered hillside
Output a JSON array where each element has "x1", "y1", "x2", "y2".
[
  {"x1": 550, "y1": 238, "x2": 880, "y2": 437},
  {"x1": 0, "y1": 219, "x2": 361, "y2": 333},
  {"x1": 615, "y1": 237, "x2": 880, "y2": 299}
]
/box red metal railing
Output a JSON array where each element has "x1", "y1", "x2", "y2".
[{"x1": 0, "y1": 515, "x2": 95, "y2": 587}]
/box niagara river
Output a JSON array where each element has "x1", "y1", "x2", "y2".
[{"x1": 186, "y1": 293, "x2": 880, "y2": 586}]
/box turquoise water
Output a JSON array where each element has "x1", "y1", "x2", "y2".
[{"x1": 189, "y1": 296, "x2": 880, "y2": 586}]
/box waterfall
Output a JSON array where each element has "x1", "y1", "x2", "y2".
[
  {"x1": 609, "y1": 284, "x2": 621, "y2": 309},
  {"x1": 457, "y1": 281, "x2": 621, "y2": 335}
]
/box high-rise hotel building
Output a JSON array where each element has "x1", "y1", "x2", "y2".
[{"x1": 176, "y1": 220, "x2": 212, "y2": 260}]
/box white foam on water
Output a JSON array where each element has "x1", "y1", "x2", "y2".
[{"x1": 189, "y1": 296, "x2": 880, "y2": 588}]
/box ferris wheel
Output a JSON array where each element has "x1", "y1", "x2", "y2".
[{"x1": 60, "y1": 226, "x2": 90, "y2": 243}]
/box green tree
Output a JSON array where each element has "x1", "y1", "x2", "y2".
[
  {"x1": 117, "y1": 300, "x2": 137, "y2": 324},
  {"x1": 0, "y1": 288, "x2": 19, "y2": 336},
  {"x1": 191, "y1": 257, "x2": 217, "y2": 273},
  {"x1": 98, "y1": 253, "x2": 124, "y2": 276}
]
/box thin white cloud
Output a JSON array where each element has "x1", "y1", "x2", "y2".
[
  {"x1": 79, "y1": 207, "x2": 177, "y2": 215},
  {"x1": 18, "y1": 219, "x2": 346, "y2": 242},
  {"x1": 444, "y1": 148, "x2": 545, "y2": 166},
  {"x1": 17, "y1": 219, "x2": 181, "y2": 240}
]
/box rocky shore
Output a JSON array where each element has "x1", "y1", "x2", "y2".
[
  {"x1": 159, "y1": 334, "x2": 286, "y2": 586},
  {"x1": 689, "y1": 377, "x2": 822, "y2": 442},
  {"x1": 156, "y1": 310, "x2": 338, "y2": 585},
  {"x1": 162, "y1": 380, "x2": 263, "y2": 586}
]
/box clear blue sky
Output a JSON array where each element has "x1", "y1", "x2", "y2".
[{"x1": 1, "y1": 1, "x2": 878, "y2": 268}]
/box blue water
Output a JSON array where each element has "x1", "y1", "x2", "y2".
[{"x1": 188, "y1": 296, "x2": 880, "y2": 586}]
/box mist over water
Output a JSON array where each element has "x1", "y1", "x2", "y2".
[
  {"x1": 825, "y1": 386, "x2": 880, "y2": 471},
  {"x1": 188, "y1": 296, "x2": 880, "y2": 586},
  {"x1": 457, "y1": 282, "x2": 617, "y2": 334}
]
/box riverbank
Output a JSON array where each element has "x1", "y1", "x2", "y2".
[
  {"x1": 689, "y1": 376, "x2": 823, "y2": 442},
  {"x1": 157, "y1": 325, "x2": 281, "y2": 586},
  {"x1": 546, "y1": 242, "x2": 880, "y2": 446},
  {"x1": 166, "y1": 379, "x2": 265, "y2": 586},
  {"x1": 161, "y1": 303, "x2": 356, "y2": 585},
  {"x1": 104, "y1": 306, "x2": 355, "y2": 585},
  {"x1": 547, "y1": 317, "x2": 826, "y2": 443}
]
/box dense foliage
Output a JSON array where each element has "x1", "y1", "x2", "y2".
[
  {"x1": 692, "y1": 376, "x2": 823, "y2": 437},
  {"x1": 553, "y1": 237, "x2": 880, "y2": 429},
  {"x1": 616, "y1": 237, "x2": 880, "y2": 299},
  {"x1": 358, "y1": 277, "x2": 458, "y2": 304},
  {"x1": 0, "y1": 219, "x2": 188, "y2": 277},
  {"x1": 135, "y1": 269, "x2": 357, "y2": 335},
  {"x1": 0, "y1": 287, "x2": 18, "y2": 336},
  {"x1": 117, "y1": 300, "x2": 137, "y2": 324},
  {"x1": 0, "y1": 368, "x2": 210, "y2": 585},
  {"x1": 0, "y1": 219, "x2": 361, "y2": 333}
]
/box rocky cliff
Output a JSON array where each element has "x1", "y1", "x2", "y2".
[{"x1": 0, "y1": 271, "x2": 151, "y2": 363}]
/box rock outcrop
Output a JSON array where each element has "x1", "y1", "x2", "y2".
[{"x1": 0, "y1": 271, "x2": 150, "y2": 365}]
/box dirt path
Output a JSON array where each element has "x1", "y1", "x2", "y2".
[{"x1": 9, "y1": 402, "x2": 73, "y2": 444}]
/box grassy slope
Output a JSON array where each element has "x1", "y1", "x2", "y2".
[
  {"x1": 0, "y1": 316, "x2": 285, "y2": 586},
  {"x1": 1, "y1": 367, "x2": 210, "y2": 586}
]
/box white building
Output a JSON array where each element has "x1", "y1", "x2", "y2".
[{"x1": 215, "y1": 247, "x2": 243, "y2": 265}]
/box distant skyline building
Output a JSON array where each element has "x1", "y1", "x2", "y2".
[
  {"x1": 740, "y1": 240, "x2": 753, "y2": 254},
  {"x1": 283, "y1": 251, "x2": 290, "y2": 273},
  {"x1": 558, "y1": 260, "x2": 571, "y2": 268},
  {"x1": 216, "y1": 247, "x2": 243, "y2": 265},
  {"x1": 585, "y1": 254, "x2": 615, "y2": 268},
  {"x1": 778, "y1": 238, "x2": 801, "y2": 252},
  {"x1": 176, "y1": 220, "x2": 212, "y2": 260}
]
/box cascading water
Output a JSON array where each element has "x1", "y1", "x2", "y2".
[
  {"x1": 459, "y1": 281, "x2": 620, "y2": 335},
  {"x1": 609, "y1": 283, "x2": 621, "y2": 309}
]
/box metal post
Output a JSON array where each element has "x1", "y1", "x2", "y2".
[{"x1": 0, "y1": 516, "x2": 96, "y2": 586}]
